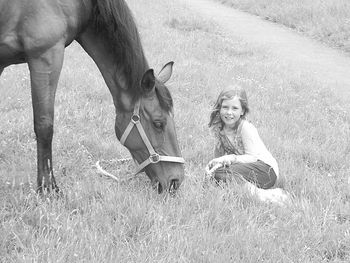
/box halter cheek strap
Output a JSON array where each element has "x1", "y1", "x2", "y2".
[{"x1": 119, "y1": 99, "x2": 185, "y2": 175}]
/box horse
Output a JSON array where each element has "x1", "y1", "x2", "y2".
[{"x1": 0, "y1": 0, "x2": 185, "y2": 194}]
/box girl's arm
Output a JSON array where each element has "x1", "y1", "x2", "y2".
[
  {"x1": 209, "y1": 124, "x2": 259, "y2": 167},
  {"x1": 207, "y1": 123, "x2": 263, "y2": 168},
  {"x1": 209, "y1": 122, "x2": 261, "y2": 165},
  {"x1": 239, "y1": 122, "x2": 266, "y2": 163},
  {"x1": 235, "y1": 154, "x2": 257, "y2": 163}
]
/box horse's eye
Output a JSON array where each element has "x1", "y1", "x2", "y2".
[{"x1": 153, "y1": 121, "x2": 164, "y2": 130}]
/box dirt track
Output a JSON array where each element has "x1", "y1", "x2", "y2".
[{"x1": 179, "y1": 0, "x2": 350, "y2": 99}]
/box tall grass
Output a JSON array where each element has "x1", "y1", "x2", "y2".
[
  {"x1": 1, "y1": 0, "x2": 349, "y2": 262},
  {"x1": 215, "y1": 0, "x2": 350, "y2": 52}
]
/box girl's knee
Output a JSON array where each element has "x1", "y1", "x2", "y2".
[{"x1": 214, "y1": 168, "x2": 245, "y2": 185}]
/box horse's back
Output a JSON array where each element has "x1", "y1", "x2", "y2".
[{"x1": 0, "y1": 0, "x2": 91, "y2": 66}]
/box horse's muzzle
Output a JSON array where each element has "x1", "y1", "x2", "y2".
[{"x1": 156, "y1": 178, "x2": 181, "y2": 194}]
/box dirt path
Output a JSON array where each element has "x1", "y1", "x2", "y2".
[{"x1": 179, "y1": 0, "x2": 350, "y2": 98}]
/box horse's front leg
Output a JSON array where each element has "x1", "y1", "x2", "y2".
[{"x1": 28, "y1": 42, "x2": 64, "y2": 193}]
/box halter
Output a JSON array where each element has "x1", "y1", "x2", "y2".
[{"x1": 119, "y1": 99, "x2": 185, "y2": 175}]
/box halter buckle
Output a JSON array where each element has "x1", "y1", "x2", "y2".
[
  {"x1": 149, "y1": 153, "x2": 160, "y2": 163},
  {"x1": 131, "y1": 114, "x2": 140, "y2": 124}
]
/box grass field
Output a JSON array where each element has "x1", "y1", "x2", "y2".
[
  {"x1": 1, "y1": 0, "x2": 350, "y2": 262},
  {"x1": 215, "y1": 0, "x2": 350, "y2": 53}
]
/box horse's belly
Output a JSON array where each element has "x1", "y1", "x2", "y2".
[
  {"x1": 0, "y1": 35, "x2": 25, "y2": 65},
  {"x1": 0, "y1": 49, "x2": 25, "y2": 65}
]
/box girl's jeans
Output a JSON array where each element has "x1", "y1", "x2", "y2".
[{"x1": 214, "y1": 160, "x2": 277, "y2": 189}]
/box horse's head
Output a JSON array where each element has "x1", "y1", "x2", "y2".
[{"x1": 115, "y1": 62, "x2": 185, "y2": 193}]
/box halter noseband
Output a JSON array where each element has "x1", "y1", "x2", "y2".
[{"x1": 119, "y1": 99, "x2": 185, "y2": 175}]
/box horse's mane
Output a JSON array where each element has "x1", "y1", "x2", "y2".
[
  {"x1": 91, "y1": 0, "x2": 148, "y2": 98},
  {"x1": 90, "y1": 0, "x2": 173, "y2": 112}
]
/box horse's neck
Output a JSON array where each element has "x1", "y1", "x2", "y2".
[
  {"x1": 77, "y1": 31, "x2": 142, "y2": 111},
  {"x1": 77, "y1": 31, "x2": 116, "y2": 89},
  {"x1": 76, "y1": 0, "x2": 151, "y2": 111}
]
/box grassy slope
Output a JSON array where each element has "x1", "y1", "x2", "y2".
[
  {"x1": 0, "y1": 0, "x2": 349, "y2": 262},
  {"x1": 215, "y1": 0, "x2": 350, "y2": 53}
]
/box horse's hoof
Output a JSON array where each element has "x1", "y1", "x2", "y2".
[{"x1": 36, "y1": 184, "x2": 61, "y2": 197}]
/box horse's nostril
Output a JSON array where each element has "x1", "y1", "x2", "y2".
[
  {"x1": 157, "y1": 182, "x2": 163, "y2": 194},
  {"x1": 170, "y1": 179, "x2": 180, "y2": 192}
]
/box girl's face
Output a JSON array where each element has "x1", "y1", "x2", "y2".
[{"x1": 219, "y1": 96, "x2": 244, "y2": 129}]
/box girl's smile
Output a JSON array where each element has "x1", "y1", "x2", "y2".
[{"x1": 220, "y1": 96, "x2": 244, "y2": 129}]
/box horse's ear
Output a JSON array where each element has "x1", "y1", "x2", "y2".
[
  {"x1": 157, "y1": 61, "x2": 174, "y2": 84},
  {"x1": 141, "y1": 69, "x2": 155, "y2": 93}
]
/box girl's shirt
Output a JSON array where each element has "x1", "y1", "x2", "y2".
[{"x1": 214, "y1": 119, "x2": 279, "y2": 177}]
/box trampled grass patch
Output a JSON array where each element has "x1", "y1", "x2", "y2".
[{"x1": 1, "y1": 0, "x2": 350, "y2": 262}]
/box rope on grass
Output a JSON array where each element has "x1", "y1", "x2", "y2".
[{"x1": 94, "y1": 158, "x2": 135, "y2": 182}]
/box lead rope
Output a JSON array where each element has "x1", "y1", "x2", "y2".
[{"x1": 95, "y1": 157, "x2": 136, "y2": 182}]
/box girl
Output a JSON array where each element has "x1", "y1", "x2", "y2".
[{"x1": 206, "y1": 85, "x2": 279, "y2": 189}]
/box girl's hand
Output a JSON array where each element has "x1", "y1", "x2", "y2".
[
  {"x1": 205, "y1": 162, "x2": 222, "y2": 176},
  {"x1": 213, "y1": 155, "x2": 236, "y2": 166},
  {"x1": 205, "y1": 155, "x2": 236, "y2": 175}
]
